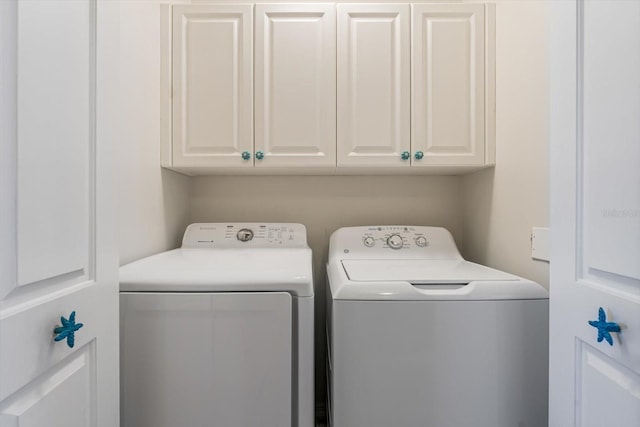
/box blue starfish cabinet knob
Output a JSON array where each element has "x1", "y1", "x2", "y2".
[
  {"x1": 54, "y1": 311, "x2": 84, "y2": 348},
  {"x1": 588, "y1": 307, "x2": 621, "y2": 346}
]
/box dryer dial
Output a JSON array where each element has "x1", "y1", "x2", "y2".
[
  {"x1": 387, "y1": 234, "x2": 404, "y2": 249},
  {"x1": 363, "y1": 236, "x2": 375, "y2": 247},
  {"x1": 236, "y1": 228, "x2": 254, "y2": 242}
]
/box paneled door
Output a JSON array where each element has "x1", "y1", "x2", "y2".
[
  {"x1": 255, "y1": 3, "x2": 336, "y2": 168},
  {"x1": 0, "y1": 1, "x2": 119, "y2": 427},
  {"x1": 172, "y1": 4, "x2": 253, "y2": 168},
  {"x1": 549, "y1": 1, "x2": 640, "y2": 426},
  {"x1": 337, "y1": 4, "x2": 410, "y2": 167},
  {"x1": 411, "y1": 3, "x2": 485, "y2": 167}
]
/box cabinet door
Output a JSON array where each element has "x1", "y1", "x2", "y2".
[
  {"x1": 255, "y1": 4, "x2": 336, "y2": 168},
  {"x1": 337, "y1": 4, "x2": 410, "y2": 167},
  {"x1": 172, "y1": 5, "x2": 253, "y2": 168},
  {"x1": 412, "y1": 4, "x2": 485, "y2": 167}
]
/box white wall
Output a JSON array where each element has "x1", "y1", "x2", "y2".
[
  {"x1": 117, "y1": 1, "x2": 190, "y2": 265},
  {"x1": 461, "y1": 0, "x2": 550, "y2": 288}
]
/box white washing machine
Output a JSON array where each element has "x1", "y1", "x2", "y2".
[
  {"x1": 120, "y1": 223, "x2": 314, "y2": 427},
  {"x1": 326, "y1": 226, "x2": 549, "y2": 427}
]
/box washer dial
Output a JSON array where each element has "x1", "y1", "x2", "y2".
[
  {"x1": 387, "y1": 234, "x2": 404, "y2": 249},
  {"x1": 415, "y1": 236, "x2": 428, "y2": 247},
  {"x1": 363, "y1": 236, "x2": 375, "y2": 247}
]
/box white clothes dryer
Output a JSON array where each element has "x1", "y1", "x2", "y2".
[
  {"x1": 326, "y1": 226, "x2": 548, "y2": 427},
  {"x1": 120, "y1": 223, "x2": 314, "y2": 427}
]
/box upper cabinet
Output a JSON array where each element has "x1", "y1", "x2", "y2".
[
  {"x1": 337, "y1": 4, "x2": 410, "y2": 167},
  {"x1": 161, "y1": 2, "x2": 496, "y2": 175},
  {"x1": 412, "y1": 4, "x2": 488, "y2": 167},
  {"x1": 255, "y1": 4, "x2": 337, "y2": 168},
  {"x1": 171, "y1": 5, "x2": 253, "y2": 168}
]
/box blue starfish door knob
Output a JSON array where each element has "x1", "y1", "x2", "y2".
[
  {"x1": 54, "y1": 311, "x2": 84, "y2": 348},
  {"x1": 588, "y1": 307, "x2": 620, "y2": 346}
]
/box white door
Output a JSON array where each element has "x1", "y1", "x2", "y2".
[
  {"x1": 337, "y1": 4, "x2": 410, "y2": 168},
  {"x1": 255, "y1": 3, "x2": 336, "y2": 168},
  {"x1": 172, "y1": 4, "x2": 253, "y2": 168},
  {"x1": 549, "y1": 1, "x2": 640, "y2": 426},
  {"x1": 411, "y1": 4, "x2": 485, "y2": 167},
  {"x1": 0, "y1": 1, "x2": 119, "y2": 427}
]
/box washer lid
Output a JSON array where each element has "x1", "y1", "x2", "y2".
[
  {"x1": 119, "y1": 247, "x2": 313, "y2": 296},
  {"x1": 342, "y1": 259, "x2": 516, "y2": 283},
  {"x1": 329, "y1": 259, "x2": 549, "y2": 300}
]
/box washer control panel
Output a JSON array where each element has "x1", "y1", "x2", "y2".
[
  {"x1": 331, "y1": 226, "x2": 461, "y2": 261},
  {"x1": 182, "y1": 223, "x2": 308, "y2": 248},
  {"x1": 358, "y1": 226, "x2": 431, "y2": 251}
]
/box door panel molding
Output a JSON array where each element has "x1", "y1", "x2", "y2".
[
  {"x1": 575, "y1": 339, "x2": 640, "y2": 427},
  {"x1": 15, "y1": 0, "x2": 97, "y2": 291},
  {"x1": 576, "y1": 0, "x2": 640, "y2": 289},
  {"x1": 0, "y1": 342, "x2": 97, "y2": 427}
]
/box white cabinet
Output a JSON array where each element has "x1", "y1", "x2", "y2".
[
  {"x1": 255, "y1": 4, "x2": 336, "y2": 168},
  {"x1": 337, "y1": 4, "x2": 410, "y2": 167},
  {"x1": 338, "y1": 3, "x2": 493, "y2": 170},
  {"x1": 171, "y1": 5, "x2": 253, "y2": 168},
  {"x1": 412, "y1": 3, "x2": 489, "y2": 167},
  {"x1": 162, "y1": 2, "x2": 495, "y2": 174}
]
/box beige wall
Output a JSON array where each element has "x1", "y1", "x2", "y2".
[
  {"x1": 190, "y1": 175, "x2": 464, "y2": 403},
  {"x1": 190, "y1": 175, "x2": 464, "y2": 283},
  {"x1": 117, "y1": 1, "x2": 190, "y2": 265},
  {"x1": 461, "y1": 0, "x2": 550, "y2": 288}
]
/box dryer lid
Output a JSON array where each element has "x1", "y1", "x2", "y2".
[{"x1": 341, "y1": 259, "x2": 516, "y2": 283}]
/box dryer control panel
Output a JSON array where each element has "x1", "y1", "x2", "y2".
[
  {"x1": 182, "y1": 223, "x2": 308, "y2": 248},
  {"x1": 329, "y1": 226, "x2": 462, "y2": 262}
]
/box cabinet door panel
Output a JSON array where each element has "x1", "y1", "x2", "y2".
[
  {"x1": 412, "y1": 4, "x2": 485, "y2": 166},
  {"x1": 337, "y1": 4, "x2": 410, "y2": 167},
  {"x1": 255, "y1": 4, "x2": 336, "y2": 168},
  {"x1": 172, "y1": 5, "x2": 253, "y2": 167}
]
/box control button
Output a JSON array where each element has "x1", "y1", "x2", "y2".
[
  {"x1": 387, "y1": 234, "x2": 403, "y2": 249},
  {"x1": 415, "y1": 236, "x2": 428, "y2": 247},
  {"x1": 236, "y1": 228, "x2": 254, "y2": 242},
  {"x1": 363, "y1": 237, "x2": 375, "y2": 247}
]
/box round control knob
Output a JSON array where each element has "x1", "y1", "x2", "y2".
[
  {"x1": 387, "y1": 234, "x2": 403, "y2": 249},
  {"x1": 415, "y1": 236, "x2": 428, "y2": 247},
  {"x1": 363, "y1": 236, "x2": 375, "y2": 247},
  {"x1": 236, "y1": 228, "x2": 254, "y2": 242}
]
